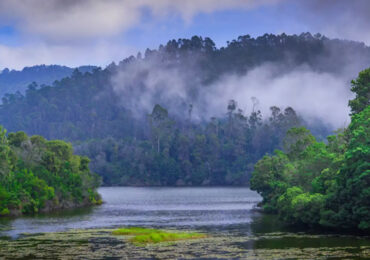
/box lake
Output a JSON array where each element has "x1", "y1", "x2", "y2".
[
  {"x1": 1, "y1": 187, "x2": 369, "y2": 259},
  {"x1": 0, "y1": 187, "x2": 263, "y2": 237}
]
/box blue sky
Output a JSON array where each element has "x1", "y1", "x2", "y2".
[
  {"x1": 123, "y1": 6, "x2": 290, "y2": 49},
  {"x1": 122, "y1": 1, "x2": 314, "y2": 50},
  {"x1": 0, "y1": 0, "x2": 368, "y2": 70}
]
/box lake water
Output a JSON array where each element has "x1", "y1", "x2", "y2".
[
  {"x1": 0, "y1": 187, "x2": 264, "y2": 237},
  {"x1": 1, "y1": 187, "x2": 369, "y2": 258}
]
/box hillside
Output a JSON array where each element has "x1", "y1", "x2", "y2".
[
  {"x1": 0, "y1": 33, "x2": 369, "y2": 186},
  {"x1": 0, "y1": 65, "x2": 97, "y2": 98}
]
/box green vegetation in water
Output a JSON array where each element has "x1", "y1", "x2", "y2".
[
  {"x1": 112, "y1": 227, "x2": 163, "y2": 235},
  {"x1": 112, "y1": 227, "x2": 207, "y2": 244},
  {"x1": 1, "y1": 228, "x2": 369, "y2": 259},
  {"x1": 250, "y1": 68, "x2": 370, "y2": 232}
]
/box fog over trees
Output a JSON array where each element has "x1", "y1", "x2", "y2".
[
  {"x1": 0, "y1": 33, "x2": 369, "y2": 186},
  {"x1": 251, "y1": 68, "x2": 370, "y2": 231}
]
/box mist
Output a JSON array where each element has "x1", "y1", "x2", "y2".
[
  {"x1": 111, "y1": 39, "x2": 368, "y2": 130},
  {"x1": 202, "y1": 64, "x2": 353, "y2": 128}
]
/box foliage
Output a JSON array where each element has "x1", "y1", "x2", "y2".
[
  {"x1": 250, "y1": 68, "x2": 370, "y2": 232},
  {"x1": 76, "y1": 104, "x2": 301, "y2": 186},
  {"x1": 112, "y1": 227, "x2": 162, "y2": 235},
  {"x1": 112, "y1": 227, "x2": 206, "y2": 245},
  {"x1": 0, "y1": 33, "x2": 365, "y2": 185},
  {"x1": 0, "y1": 128, "x2": 101, "y2": 216},
  {"x1": 322, "y1": 105, "x2": 370, "y2": 230},
  {"x1": 349, "y1": 68, "x2": 370, "y2": 115}
]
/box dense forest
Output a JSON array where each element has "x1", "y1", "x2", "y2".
[
  {"x1": 0, "y1": 65, "x2": 96, "y2": 98},
  {"x1": 251, "y1": 68, "x2": 370, "y2": 232},
  {"x1": 0, "y1": 128, "x2": 101, "y2": 216},
  {"x1": 0, "y1": 33, "x2": 369, "y2": 185},
  {"x1": 76, "y1": 103, "x2": 301, "y2": 185}
]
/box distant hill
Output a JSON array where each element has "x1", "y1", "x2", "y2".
[
  {"x1": 0, "y1": 33, "x2": 369, "y2": 186},
  {"x1": 0, "y1": 64, "x2": 97, "y2": 98}
]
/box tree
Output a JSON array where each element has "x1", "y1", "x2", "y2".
[
  {"x1": 349, "y1": 68, "x2": 370, "y2": 115},
  {"x1": 283, "y1": 127, "x2": 316, "y2": 159},
  {"x1": 328, "y1": 106, "x2": 370, "y2": 231},
  {"x1": 8, "y1": 131, "x2": 28, "y2": 147},
  {"x1": 148, "y1": 104, "x2": 172, "y2": 153},
  {"x1": 0, "y1": 126, "x2": 101, "y2": 216},
  {"x1": 251, "y1": 68, "x2": 370, "y2": 232}
]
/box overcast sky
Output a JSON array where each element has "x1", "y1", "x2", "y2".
[{"x1": 0, "y1": 0, "x2": 369, "y2": 70}]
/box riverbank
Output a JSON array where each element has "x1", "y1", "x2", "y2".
[
  {"x1": 1, "y1": 198, "x2": 102, "y2": 218},
  {"x1": 1, "y1": 227, "x2": 369, "y2": 259}
]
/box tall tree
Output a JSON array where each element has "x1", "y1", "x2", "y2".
[{"x1": 349, "y1": 68, "x2": 370, "y2": 115}]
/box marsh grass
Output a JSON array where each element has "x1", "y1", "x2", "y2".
[
  {"x1": 112, "y1": 227, "x2": 206, "y2": 244},
  {"x1": 112, "y1": 227, "x2": 161, "y2": 236}
]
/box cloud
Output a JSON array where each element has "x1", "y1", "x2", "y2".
[
  {"x1": 203, "y1": 64, "x2": 353, "y2": 128},
  {"x1": 111, "y1": 56, "x2": 359, "y2": 129},
  {"x1": 0, "y1": 0, "x2": 369, "y2": 69},
  {"x1": 147, "y1": 0, "x2": 281, "y2": 23},
  {"x1": 112, "y1": 57, "x2": 197, "y2": 118},
  {"x1": 291, "y1": 0, "x2": 370, "y2": 44},
  {"x1": 0, "y1": 0, "x2": 280, "y2": 42},
  {"x1": 0, "y1": 1, "x2": 140, "y2": 42},
  {"x1": 1, "y1": 0, "x2": 368, "y2": 43},
  {"x1": 0, "y1": 41, "x2": 135, "y2": 69}
]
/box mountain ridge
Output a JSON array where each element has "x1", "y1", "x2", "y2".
[
  {"x1": 0, "y1": 64, "x2": 97, "y2": 98},
  {"x1": 0, "y1": 32, "x2": 368, "y2": 186}
]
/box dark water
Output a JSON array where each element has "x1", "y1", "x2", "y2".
[{"x1": 0, "y1": 187, "x2": 369, "y2": 252}]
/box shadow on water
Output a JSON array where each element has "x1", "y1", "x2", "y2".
[
  {"x1": 252, "y1": 236, "x2": 370, "y2": 249},
  {"x1": 0, "y1": 217, "x2": 12, "y2": 240},
  {"x1": 0, "y1": 206, "x2": 95, "y2": 238},
  {"x1": 235, "y1": 213, "x2": 370, "y2": 253}
]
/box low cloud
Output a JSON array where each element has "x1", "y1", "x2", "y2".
[
  {"x1": 112, "y1": 58, "x2": 191, "y2": 117},
  {"x1": 203, "y1": 64, "x2": 353, "y2": 128},
  {"x1": 112, "y1": 58, "x2": 359, "y2": 129}
]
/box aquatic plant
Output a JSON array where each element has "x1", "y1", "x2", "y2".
[{"x1": 112, "y1": 227, "x2": 206, "y2": 244}]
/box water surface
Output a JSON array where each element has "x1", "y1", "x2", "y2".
[
  {"x1": 0, "y1": 187, "x2": 263, "y2": 237},
  {"x1": 1, "y1": 187, "x2": 369, "y2": 258}
]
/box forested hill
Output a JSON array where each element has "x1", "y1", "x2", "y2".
[
  {"x1": 1, "y1": 33, "x2": 369, "y2": 141},
  {"x1": 0, "y1": 64, "x2": 97, "y2": 98},
  {"x1": 0, "y1": 33, "x2": 369, "y2": 186}
]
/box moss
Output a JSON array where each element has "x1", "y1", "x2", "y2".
[
  {"x1": 0, "y1": 208, "x2": 10, "y2": 216},
  {"x1": 112, "y1": 227, "x2": 164, "y2": 236},
  {"x1": 131, "y1": 232, "x2": 206, "y2": 244},
  {"x1": 112, "y1": 227, "x2": 206, "y2": 244}
]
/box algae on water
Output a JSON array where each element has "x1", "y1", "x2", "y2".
[
  {"x1": 112, "y1": 227, "x2": 207, "y2": 245},
  {"x1": 0, "y1": 228, "x2": 369, "y2": 259}
]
